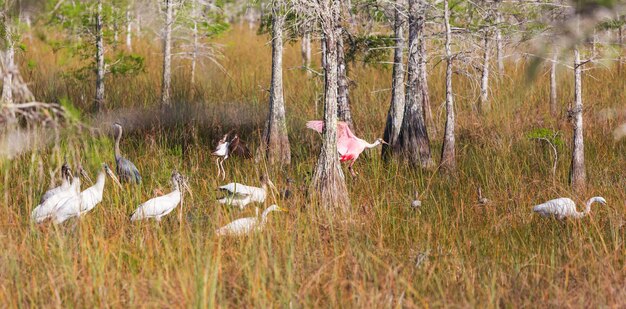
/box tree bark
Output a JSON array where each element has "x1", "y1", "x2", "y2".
[
  {"x1": 619, "y1": 25, "x2": 623, "y2": 74},
  {"x1": 191, "y1": 17, "x2": 198, "y2": 85},
  {"x1": 419, "y1": 21, "x2": 434, "y2": 136},
  {"x1": 495, "y1": 11, "x2": 504, "y2": 75},
  {"x1": 311, "y1": 0, "x2": 350, "y2": 211},
  {"x1": 260, "y1": 2, "x2": 291, "y2": 165},
  {"x1": 336, "y1": 33, "x2": 354, "y2": 129},
  {"x1": 382, "y1": 0, "x2": 406, "y2": 159},
  {"x1": 478, "y1": 32, "x2": 491, "y2": 113},
  {"x1": 301, "y1": 31, "x2": 311, "y2": 75},
  {"x1": 161, "y1": 0, "x2": 173, "y2": 107},
  {"x1": 321, "y1": 35, "x2": 327, "y2": 70},
  {"x1": 550, "y1": 48, "x2": 557, "y2": 116},
  {"x1": 396, "y1": 0, "x2": 432, "y2": 168},
  {"x1": 94, "y1": 0, "x2": 106, "y2": 113},
  {"x1": 126, "y1": 8, "x2": 132, "y2": 51},
  {"x1": 440, "y1": 0, "x2": 455, "y2": 172},
  {"x1": 570, "y1": 46, "x2": 585, "y2": 192}
]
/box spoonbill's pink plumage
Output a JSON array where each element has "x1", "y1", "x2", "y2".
[{"x1": 306, "y1": 120, "x2": 387, "y2": 176}]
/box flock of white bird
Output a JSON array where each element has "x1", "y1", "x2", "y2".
[{"x1": 30, "y1": 123, "x2": 607, "y2": 236}]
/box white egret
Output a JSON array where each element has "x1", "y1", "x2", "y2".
[
  {"x1": 32, "y1": 175, "x2": 81, "y2": 223},
  {"x1": 52, "y1": 164, "x2": 122, "y2": 224},
  {"x1": 533, "y1": 196, "x2": 606, "y2": 220},
  {"x1": 217, "y1": 175, "x2": 277, "y2": 209},
  {"x1": 40, "y1": 163, "x2": 72, "y2": 204},
  {"x1": 212, "y1": 134, "x2": 230, "y2": 180},
  {"x1": 130, "y1": 171, "x2": 192, "y2": 221},
  {"x1": 215, "y1": 204, "x2": 287, "y2": 236}
]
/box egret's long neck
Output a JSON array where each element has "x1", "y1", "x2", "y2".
[
  {"x1": 260, "y1": 208, "x2": 274, "y2": 225},
  {"x1": 365, "y1": 140, "x2": 382, "y2": 149},
  {"x1": 584, "y1": 197, "x2": 603, "y2": 214},
  {"x1": 114, "y1": 127, "x2": 122, "y2": 159}
]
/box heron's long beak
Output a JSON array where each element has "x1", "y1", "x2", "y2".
[
  {"x1": 106, "y1": 168, "x2": 123, "y2": 189},
  {"x1": 80, "y1": 167, "x2": 94, "y2": 185}
]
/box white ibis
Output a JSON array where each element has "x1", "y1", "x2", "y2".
[
  {"x1": 533, "y1": 196, "x2": 606, "y2": 220},
  {"x1": 130, "y1": 171, "x2": 192, "y2": 221},
  {"x1": 52, "y1": 164, "x2": 123, "y2": 224},
  {"x1": 217, "y1": 175, "x2": 276, "y2": 210},
  {"x1": 215, "y1": 205, "x2": 287, "y2": 236},
  {"x1": 212, "y1": 134, "x2": 230, "y2": 180},
  {"x1": 306, "y1": 120, "x2": 388, "y2": 177},
  {"x1": 113, "y1": 123, "x2": 142, "y2": 184}
]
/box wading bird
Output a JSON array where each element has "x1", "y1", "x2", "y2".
[
  {"x1": 215, "y1": 204, "x2": 287, "y2": 236},
  {"x1": 212, "y1": 134, "x2": 230, "y2": 180},
  {"x1": 217, "y1": 175, "x2": 276, "y2": 209},
  {"x1": 306, "y1": 120, "x2": 388, "y2": 177},
  {"x1": 477, "y1": 186, "x2": 490, "y2": 205},
  {"x1": 228, "y1": 134, "x2": 252, "y2": 159},
  {"x1": 130, "y1": 171, "x2": 192, "y2": 221},
  {"x1": 533, "y1": 196, "x2": 606, "y2": 220},
  {"x1": 113, "y1": 123, "x2": 142, "y2": 184},
  {"x1": 52, "y1": 164, "x2": 122, "y2": 224},
  {"x1": 411, "y1": 191, "x2": 422, "y2": 209},
  {"x1": 40, "y1": 163, "x2": 72, "y2": 204},
  {"x1": 32, "y1": 173, "x2": 81, "y2": 223}
]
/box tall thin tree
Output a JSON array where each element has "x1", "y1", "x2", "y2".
[
  {"x1": 259, "y1": 0, "x2": 291, "y2": 165},
  {"x1": 440, "y1": 0, "x2": 456, "y2": 172},
  {"x1": 570, "y1": 45, "x2": 585, "y2": 192},
  {"x1": 161, "y1": 0, "x2": 174, "y2": 106},
  {"x1": 550, "y1": 47, "x2": 558, "y2": 116},
  {"x1": 478, "y1": 29, "x2": 491, "y2": 113},
  {"x1": 337, "y1": 30, "x2": 353, "y2": 128},
  {"x1": 396, "y1": 0, "x2": 432, "y2": 168},
  {"x1": 95, "y1": 0, "x2": 105, "y2": 112}
]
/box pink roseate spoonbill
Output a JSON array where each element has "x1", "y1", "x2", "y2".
[
  {"x1": 306, "y1": 120, "x2": 388, "y2": 177},
  {"x1": 113, "y1": 123, "x2": 142, "y2": 184},
  {"x1": 215, "y1": 205, "x2": 287, "y2": 237},
  {"x1": 533, "y1": 196, "x2": 606, "y2": 220},
  {"x1": 212, "y1": 134, "x2": 230, "y2": 180},
  {"x1": 130, "y1": 171, "x2": 192, "y2": 222}
]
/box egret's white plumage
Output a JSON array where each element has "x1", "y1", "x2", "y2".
[
  {"x1": 32, "y1": 176, "x2": 81, "y2": 223},
  {"x1": 52, "y1": 164, "x2": 122, "y2": 224},
  {"x1": 533, "y1": 196, "x2": 606, "y2": 220},
  {"x1": 131, "y1": 172, "x2": 192, "y2": 221},
  {"x1": 215, "y1": 205, "x2": 287, "y2": 236},
  {"x1": 217, "y1": 176, "x2": 276, "y2": 209},
  {"x1": 40, "y1": 164, "x2": 72, "y2": 204}
]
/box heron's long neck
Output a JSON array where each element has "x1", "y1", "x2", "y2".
[
  {"x1": 584, "y1": 197, "x2": 602, "y2": 214},
  {"x1": 365, "y1": 140, "x2": 382, "y2": 149},
  {"x1": 114, "y1": 128, "x2": 122, "y2": 159}
]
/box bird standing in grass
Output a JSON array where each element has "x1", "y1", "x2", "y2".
[
  {"x1": 113, "y1": 123, "x2": 142, "y2": 184},
  {"x1": 215, "y1": 204, "x2": 287, "y2": 236},
  {"x1": 228, "y1": 134, "x2": 252, "y2": 159},
  {"x1": 52, "y1": 164, "x2": 123, "y2": 224},
  {"x1": 217, "y1": 175, "x2": 277, "y2": 209},
  {"x1": 131, "y1": 171, "x2": 192, "y2": 221},
  {"x1": 32, "y1": 173, "x2": 81, "y2": 223},
  {"x1": 533, "y1": 196, "x2": 606, "y2": 220},
  {"x1": 40, "y1": 163, "x2": 72, "y2": 204},
  {"x1": 306, "y1": 120, "x2": 388, "y2": 177},
  {"x1": 212, "y1": 133, "x2": 230, "y2": 180},
  {"x1": 411, "y1": 191, "x2": 422, "y2": 209}
]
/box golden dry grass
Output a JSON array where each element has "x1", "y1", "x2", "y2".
[{"x1": 1, "y1": 26, "x2": 626, "y2": 307}]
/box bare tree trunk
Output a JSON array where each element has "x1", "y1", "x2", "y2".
[
  {"x1": 191, "y1": 19, "x2": 198, "y2": 85},
  {"x1": 495, "y1": 11, "x2": 504, "y2": 75},
  {"x1": 550, "y1": 48, "x2": 558, "y2": 116},
  {"x1": 311, "y1": 0, "x2": 350, "y2": 210},
  {"x1": 419, "y1": 23, "x2": 434, "y2": 136},
  {"x1": 301, "y1": 31, "x2": 311, "y2": 75},
  {"x1": 382, "y1": 0, "x2": 405, "y2": 159},
  {"x1": 396, "y1": 0, "x2": 432, "y2": 168},
  {"x1": 2, "y1": 35, "x2": 14, "y2": 105},
  {"x1": 161, "y1": 0, "x2": 173, "y2": 107},
  {"x1": 440, "y1": 0, "x2": 455, "y2": 172},
  {"x1": 478, "y1": 32, "x2": 491, "y2": 113},
  {"x1": 321, "y1": 35, "x2": 327, "y2": 69},
  {"x1": 619, "y1": 25, "x2": 623, "y2": 74},
  {"x1": 570, "y1": 46, "x2": 585, "y2": 192},
  {"x1": 260, "y1": 2, "x2": 291, "y2": 165},
  {"x1": 336, "y1": 33, "x2": 354, "y2": 129},
  {"x1": 95, "y1": 0, "x2": 106, "y2": 112},
  {"x1": 126, "y1": 8, "x2": 132, "y2": 51}
]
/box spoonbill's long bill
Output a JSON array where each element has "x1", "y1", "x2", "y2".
[{"x1": 306, "y1": 120, "x2": 388, "y2": 177}]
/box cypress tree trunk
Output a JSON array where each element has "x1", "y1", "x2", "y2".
[
  {"x1": 570, "y1": 46, "x2": 585, "y2": 192},
  {"x1": 161, "y1": 0, "x2": 173, "y2": 107},
  {"x1": 440, "y1": 0, "x2": 455, "y2": 172},
  {"x1": 419, "y1": 23, "x2": 434, "y2": 135},
  {"x1": 311, "y1": 0, "x2": 350, "y2": 211},
  {"x1": 478, "y1": 32, "x2": 491, "y2": 113},
  {"x1": 94, "y1": 0, "x2": 106, "y2": 112},
  {"x1": 336, "y1": 33, "x2": 354, "y2": 129},
  {"x1": 126, "y1": 8, "x2": 132, "y2": 51},
  {"x1": 550, "y1": 48, "x2": 558, "y2": 116},
  {"x1": 396, "y1": 0, "x2": 432, "y2": 168},
  {"x1": 495, "y1": 11, "x2": 504, "y2": 75},
  {"x1": 191, "y1": 18, "x2": 198, "y2": 85},
  {"x1": 301, "y1": 31, "x2": 311, "y2": 75},
  {"x1": 382, "y1": 0, "x2": 406, "y2": 158},
  {"x1": 260, "y1": 3, "x2": 291, "y2": 165}
]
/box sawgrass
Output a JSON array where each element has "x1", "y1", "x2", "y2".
[{"x1": 1, "y1": 26, "x2": 626, "y2": 307}]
